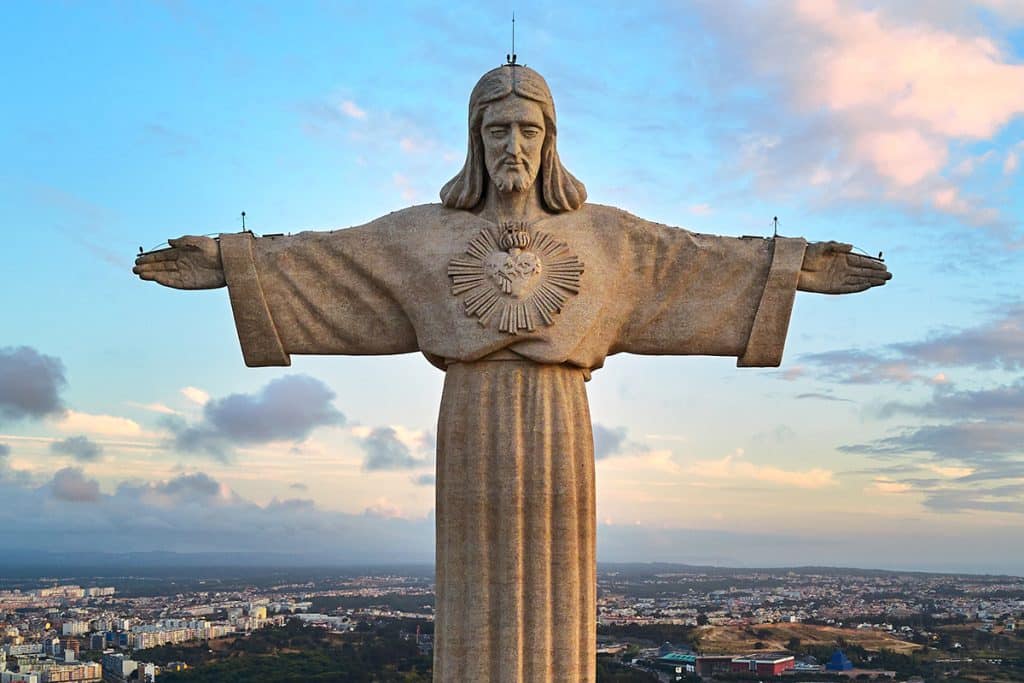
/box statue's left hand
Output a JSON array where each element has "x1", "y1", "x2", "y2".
[
  {"x1": 797, "y1": 241, "x2": 892, "y2": 294},
  {"x1": 132, "y1": 236, "x2": 226, "y2": 290}
]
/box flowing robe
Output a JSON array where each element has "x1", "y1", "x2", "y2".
[{"x1": 218, "y1": 203, "x2": 807, "y2": 682}]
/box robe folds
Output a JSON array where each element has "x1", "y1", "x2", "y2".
[{"x1": 218, "y1": 203, "x2": 807, "y2": 682}]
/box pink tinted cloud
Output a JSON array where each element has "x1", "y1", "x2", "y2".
[
  {"x1": 728, "y1": 0, "x2": 1024, "y2": 225},
  {"x1": 799, "y1": 0, "x2": 1024, "y2": 138},
  {"x1": 852, "y1": 129, "x2": 947, "y2": 187}
]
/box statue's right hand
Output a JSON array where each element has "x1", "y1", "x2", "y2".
[{"x1": 132, "y1": 236, "x2": 226, "y2": 290}]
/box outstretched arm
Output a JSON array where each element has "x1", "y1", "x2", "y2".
[
  {"x1": 798, "y1": 241, "x2": 891, "y2": 294},
  {"x1": 133, "y1": 236, "x2": 225, "y2": 289},
  {"x1": 611, "y1": 213, "x2": 890, "y2": 367},
  {"x1": 133, "y1": 223, "x2": 421, "y2": 366}
]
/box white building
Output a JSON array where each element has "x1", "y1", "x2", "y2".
[
  {"x1": 34, "y1": 586, "x2": 84, "y2": 600},
  {"x1": 1, "y1": 672, "x2": 40, "y2": 683},
  {"x1": 100, "y1": 654, "x2": 152, "y2": 683},
  {"x1": 33, "y1": 662, "x2": 101, "y2": 682},
  {"x1": 101, "y1": 653, "x2": 136, "y2": 682},
  {"x1": 60, "y1": 621, "x2": 88, "y2": 637}
]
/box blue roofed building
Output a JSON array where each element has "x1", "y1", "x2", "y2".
[{"x1": 826, "y1": 649, "x2": 854, "y2": 671}]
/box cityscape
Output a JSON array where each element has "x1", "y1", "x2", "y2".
[
  {"x1": 0, "y1": 564, "x2": 1021, "y2": 681},
  {"x1": 4, "y1": 1, "x2": 1024, "y2": 682}
]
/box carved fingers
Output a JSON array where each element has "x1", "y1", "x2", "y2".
[
  {"x1": 840, "y1": 253, "x2": 892, "y2": 292},
  {"x1": 132, "y1": 236, "x2": 225, "y2": 290},
  {"x1": 133, "y1": 248, "x2": 184, "y2": 287},
  {"x1": 798, "y1": 241, "x2": 892, "y2": 294},
  {"x1": 847, "y1": 253, "x2": 887, "y2": 271}
]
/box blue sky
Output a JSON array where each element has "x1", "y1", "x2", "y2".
[{"x1": 2, "y1": 1, "x2": 1023, "y2": 574}]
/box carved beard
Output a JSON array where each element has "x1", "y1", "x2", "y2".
[{"x1": 491, "y1": 165, "x2": 534, "y2": 193}]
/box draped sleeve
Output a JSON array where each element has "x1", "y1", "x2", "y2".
[
  {"x1": 218, "y1": 213, "x2": 421, "y2": 367},
  {"x1": 607, "y1": 210, "x2": 807, "y2": 367}
]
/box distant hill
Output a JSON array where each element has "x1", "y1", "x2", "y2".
[
  {"x1": 597, "y1": 561, "x2": 1021, "y2": 580},
  {"x1": 0, "y1": 551, "x2": 1017, "y2": 580},
  {"x1": 0, "y1": 549, "x2": 433, "y2": 577}
]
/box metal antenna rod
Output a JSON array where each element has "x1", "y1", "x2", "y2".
[
  {"x1": 241, "y1": 211, "x2": 247, "y2": 232},
  {"x1": 773, "y1": 216, "x2": 778, "y2": 238},
  {"x1": 507, "y1": 12, "x2": 517, "y2": 65}
]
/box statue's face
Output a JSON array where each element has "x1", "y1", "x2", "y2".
[{"x1": 481, "y1": 95, "x2": 546, "y2": 193}]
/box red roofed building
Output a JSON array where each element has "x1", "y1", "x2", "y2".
[
  {"x1": 695, "y1": 655, "x2": 735, "y2": 677},
  {"x1": 730, "y1": 653, "x2": 796, "y2": 676}
]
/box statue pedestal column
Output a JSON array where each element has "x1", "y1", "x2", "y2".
[{"x1": 433, "y1": 360, "x2": 596, "y2": 682}]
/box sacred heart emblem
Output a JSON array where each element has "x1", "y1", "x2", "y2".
[
  {"x1": 484, "y1": 248, "x2": 543, "y2": 299},
  {"x1": 448, "y1": 223, "x2": 584, "y2": 334}
]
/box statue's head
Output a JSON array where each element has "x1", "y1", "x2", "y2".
[{"x1": 440, "y1": 65, "x2": 587, "y2": 212}]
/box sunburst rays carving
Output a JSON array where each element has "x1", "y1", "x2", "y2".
[{"x1": 448, "y1": 226, "x2": 584, "y2": 335}]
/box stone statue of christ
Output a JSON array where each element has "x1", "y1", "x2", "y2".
[{"x1": 134, "y1": 64, "x2": 890, "y2": 682}]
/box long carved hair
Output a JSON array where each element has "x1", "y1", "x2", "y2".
[{"x1": 440, "y1": 65, "x2": 587, "y2": 212}]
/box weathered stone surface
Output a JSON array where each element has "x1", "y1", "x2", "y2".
[{"x1": 133, "y1": 63, "x2": 890, "y2": 683}]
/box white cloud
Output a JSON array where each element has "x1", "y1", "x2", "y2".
[
  {"x1": 933, "y1": 187, "x2": 967, "y2": 212},
  {"x1": 180, "y1": 386, "x2": 209, "y2": 405},
  {"x1": 793, "y1": 0, "x2": 1024, "y2": 139},
  {"x1": 644, "y1": 434, "x2": 690, "y2": 443},
  {"x1": 953, "y1": 149, "x2": 996, "y2": 176},
  {"x1": 339, "y1": 99, "x2": 366, "y2": 120},
  {"x1": 857, "y1": 129, "x2": 947, "y2": 187},
  {"x1": 779, "y1": 366, "x2": 806, "y2": 381},
  {"x1": 392, "y1": 172, "x2": 418, "y2": 202},
  {"x1": 702, "y1": 0, "x2": 1024, "y2": 227},
  {"x1": 1003, "y1": 142, "x2": 1024, "y2": 174},
  {"x1": 928, "y1": 464, "x2": 975, "y2": 479},
  {"x1": 869, "y1": 477, "x2": 913, "y2": 494},
  {"x1": 363, "y1": 497, "x2": 404, "y2": 519},
  {"x1": 386, "y1": 425, "x2": 433, "y2": 452},
  {"x1": 54, "y1": 410, "x2": 143, "y2": 437},
  {"x1": 399, "y1": 136, "x2": 436, "y2": 154},
  {"x1": 597, "y1": 448, "x2": 679, "y2": 477},
  {"x1": 350, "y1": 424, "x2": 430, "y2": 448},
  {"x1": 128, "y1": 401, "x2": 180, "y2": 415},
  {"x1": 685, "y1": 448, "x2": 836, "y2": 489},
  {"x1": 1005, "y1": 151, "x2": 1019, "y2": 174},
  {"x1": 931, "y1": 186, "x2": 998, "y2": 223},
  {"x1": 981, "y1": 0, "x2": 1024, "y2": 21}
]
